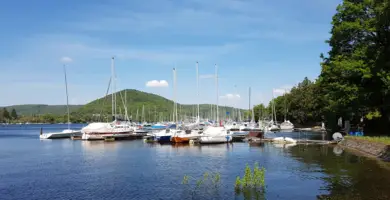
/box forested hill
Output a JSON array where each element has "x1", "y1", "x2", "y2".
[
  {"x1": 1, "y1": 104, "x2": 83, "y2": 115},
  {"x1": 2, "y1": 89, "x2": 244, "y2": 122},
  {"x1": 76, "y1": 89, "x2": 241, "y2": 121}
]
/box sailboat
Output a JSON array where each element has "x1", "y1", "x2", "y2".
[
  {"x1": 40, "y1": 65, "x2": 81, "y2": 139},
  {"x1": 279, "y1": 89, "x2": 294, "y2": 130},
  {"x1": 81, "y1": 57, "x2": 133, "y2": 140},
  {"x1": 153, "y1": 67, "x2": 179, "y2": 143},
  {"x1": 172, "y1": 62, "x2": 203, "y2": 143},
  {"x1": 199, "y1": 64, "x2": 232, "y2": 144},
  {"x1": 267, "y1": 89, "x2": 280, "y2": 132}
]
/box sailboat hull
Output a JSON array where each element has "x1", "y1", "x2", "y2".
[
  {"x1": 40, "y1": 130, "x2": 81, "y2": 139},
  {"x1": 248, "y1": 131, "x2": 264, "y2": 138},
  {"x1": 199, "y1": 135, "x2": 232, "y2": 144},
  {"x1": 156, "y1": 135, "x2": 172, "y2": 143},
  {"x1": 171, "y1": 136, "x2": 190, "y2": 143},
  {"x1": 81, "y1": 131, "x2": 133, "y2": 140}
]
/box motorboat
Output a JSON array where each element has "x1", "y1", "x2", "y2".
[
  {"x1": 40, "y1": 129, "x2": 81, "y2": 139},
  {"x1": 81, "y1": 121, "x2": 133, "y2": 140},
  {"x1": 199, "y1": 126, "x2": 232, "y2": 144}
]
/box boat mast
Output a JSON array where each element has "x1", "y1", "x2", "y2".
[
  {"x1": 142, "y1": 105, "x2": 145, "y2": 123},
  {"x1": 215, "y1": 64, "x2": 219, "y2": 124},
  {"x1": 232, "y1": 85, "x2": 238, "y2": 121},
  {"x1": 249, "y1": 87, "x2": 251, "y2": 122},
  {"x1": 63, "y1": 64, "x2": 70, "y2": 130},
  {"x1": 173, "y1": 67, "x2": 178, "y2": 127},
  {"x1": 196, "y1": 61, "x2": 200, "y2": 122},
  {"x1": 284, "y1": 89, "x2": 287, "y2": 122},
  {"x1": 272, "y1": 89, "x2": 277, "y2": 123},
  {"x1": 111, "y1": 57, "x2": 117, "y2": 121}
]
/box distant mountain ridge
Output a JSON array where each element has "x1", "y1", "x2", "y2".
[
  {"x1": 1, "y1": 104, "x2": 83, "y2": 115},
  {"x1": 2, "y1": 89, "x2": 245, "y2": 120}
]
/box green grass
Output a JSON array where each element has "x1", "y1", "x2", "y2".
[{"x1": 346, "y1": 136, "x2": 390, "y2": 145}]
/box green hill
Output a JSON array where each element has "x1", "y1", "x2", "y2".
[
  {"x1": 76, "y1": 89, "x2": 243, "y2": 122},
  {"x1": 2, "y1": 89, "x2": 246, "y2": 122},
  {"x1": 2, "y1": 104, "x2": 83, "y2": 115}
]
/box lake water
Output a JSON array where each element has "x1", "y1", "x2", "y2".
[{"x1": 1, "y1": 124, "x2": 390, "y2": 200}]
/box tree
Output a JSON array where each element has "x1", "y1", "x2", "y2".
[
  {"x1": 319, "y1": 0, "x2": 390, "y2": 134},
  {"x1": 2, "y1": 108, "x2": 10, "y2": 120},
  {"x1": 0, "y1": 109, "x2": 3, "y2": 122},
  {"x1": 266, "y1": 77, "x2": 325, "y2": 126},
  {"x1": 11, "y1": 109, "x2": 18, "y2": 120},
  {"x1": 253, "y1": 104, "x2": 268, "y2": 122}
]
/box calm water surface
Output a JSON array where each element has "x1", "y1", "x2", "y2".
[{"x1": 1, "y1": 124, "x2": 390, "y2": 200}]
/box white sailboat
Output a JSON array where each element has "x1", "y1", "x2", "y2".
[
  {"x1": 199, "y1": 64, "x2": 232, "y2": 144},
  {"x1": 40, "y1": 65, "x2": 81, "y2": 139},
  {"x1": 267, "y1": 90, "x2": 280, "y2": 132},
  {"x1": 81, "y1": 57, "x2": 133, "y2": 140},
  {"x1": 280, "y1": 89, "x2": 294, "y2": 130}
]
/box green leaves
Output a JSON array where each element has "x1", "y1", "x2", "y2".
[
  {"x1": 317, "y1": 0, "x2": 390, "y2": 133},
  {"x1": 235, "y1": 162, "x2": 266, "y2": 191}
]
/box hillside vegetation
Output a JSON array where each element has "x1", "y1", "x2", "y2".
[
  {"x1": 2, "y1": 104, "x2": 83, "y2": 115},
  {"x1": 2, "y1": 89, "x2": 245, "y2": 123},
  {"x1": 77, "y1": 89, "x2": 241, "y2": 122}
]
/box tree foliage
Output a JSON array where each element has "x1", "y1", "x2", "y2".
[
  {"x1": 250, "y1": 0, "x2": 390, "y2": 135},
  {"x1": 2, "y1": 108, "x2": 10, "y2": 120},
  {"x1": 319, "y1": 0, "x2": 390, "y2": 134},
  {"x1": 10, "y1": 109, "x2": 18, "y2": 119},
  {"x1": 262, "y1": 78, "x2": 324, "y2": 126}
]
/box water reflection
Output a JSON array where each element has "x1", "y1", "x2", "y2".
[
  {"x1": 272, "y1": 143, "x2": 297, "y2": 149},
  {"x1": 235, "y1": 188, "x2": 266, "y2": 200},
  {"x1": 80, "y1": 140, "x2": 119, "y2": 152},
  {"x1": 288, "y1": 145, "x2": 390, "y2": 199},
  {"x1": 333, "y1": 146, "x2": 344, "y2": 156}
]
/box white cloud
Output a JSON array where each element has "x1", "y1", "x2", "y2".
[
  {"x1": 146, "y1": 80, "x2": 169, "y2": 87},
  {"x1": 60, "y1": 56, "x2": 73, "y2": 63},
  {"x1": 220, "y1": 93, "x2": 240, "y2": 100}
]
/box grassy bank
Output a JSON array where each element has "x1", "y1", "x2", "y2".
[{"x1": 345, "y1": 136, "x2": 390, "y2": 145}]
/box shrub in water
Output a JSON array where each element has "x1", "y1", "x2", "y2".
[{"x1": 235, "y1": 162, "x2": 266, "y2": 190}]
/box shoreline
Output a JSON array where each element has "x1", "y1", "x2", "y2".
[{"x1": 340, "y1": 137, "x2": 390, "y2": 162}]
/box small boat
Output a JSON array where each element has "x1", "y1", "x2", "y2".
[
  {"x1": 248, "y1": 131, "x2": 264, "y2": 138},
  {"x1": 81, "y1": 121, "x2": 133, "y2": 140},
  {"x1": 267, "y1": 123, "x2": 280, "y2": 132},
  {"x1": 199, "y1": 126, "x2": 232, "y2": 144},
  {"x1": 280, "y1": 120, "x2": 294, "y2": 130},
  {"x1": 171, "y1": 129, "x2": 203, "y2": 143},
  {"x1": 40, "y1": 129, "x2": 81, "y2": 139},
  {"x1": 39, "y1": 65, "x2": 81, "y2": 139},
  {"x1": 272, "y1": 137, "x2": 297, "y2": 144},
  {"x1": 153, "y1": 128, "x2": 176, "y2": 143},
  {"x1": 199, "y1": 135, "x2": 233, "y2": 144}
]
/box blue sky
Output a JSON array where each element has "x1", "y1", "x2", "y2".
[{"x1": 0, "y1": 0, "x2": 341, "y2": 108}]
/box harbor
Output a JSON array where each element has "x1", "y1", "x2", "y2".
[
  {"x1": 2, "y1": 0, "x2": 390, "y2": 199},
  {"x1": 1, "y1": 123, "x2": 390, "y2": 200}
]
